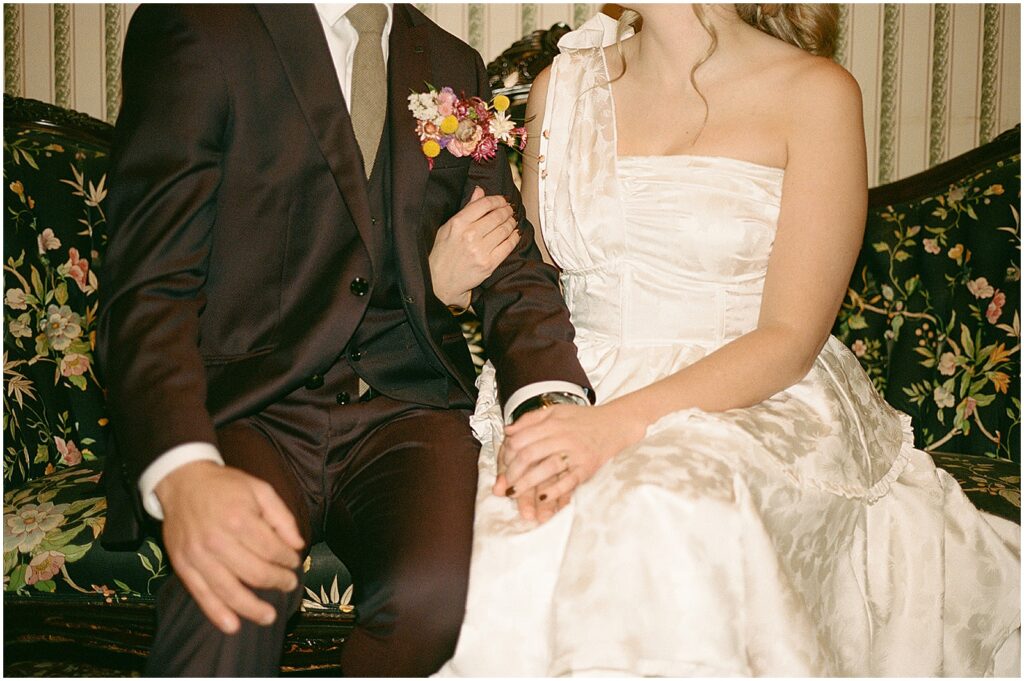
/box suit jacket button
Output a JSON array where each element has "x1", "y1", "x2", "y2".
[
  {"x1": 349, "y1": 349, "x2": 362, "y2": 362},
  {"x1": 403, "y1": 295, "x2": 414, "y2": 304},
  {"x1": 335, "y1": 391, "x2": 350, "y2": 405},
  {"x1": 350, "y1": 278, "x2": 369, "y2": 296},
  {"x1": 305, "y1": 373, "x2": 324, "y2": 389}
]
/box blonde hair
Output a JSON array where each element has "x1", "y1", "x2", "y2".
[{"x1": 735, "y1": 4, "x2": 840, "y2": 58}]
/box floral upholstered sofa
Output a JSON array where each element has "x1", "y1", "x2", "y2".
[
  {"x1": 833, "y1": 124, "x2": 1021, "y2": 519},
  {"x1": 3, "y1": 88, "x2": 1019, "y2": 675}
]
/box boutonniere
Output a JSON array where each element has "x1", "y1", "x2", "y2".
[{"x1": 407, "y1": 85, "x2": 527, "y2": 169}]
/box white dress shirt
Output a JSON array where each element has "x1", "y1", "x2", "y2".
[{"x1": 138, "y1": 3, "x2": 585, "y2": 520}]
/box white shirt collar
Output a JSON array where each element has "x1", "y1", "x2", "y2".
[{"x1": 315, "y1": 3, "x2": 394, "y2": 31}]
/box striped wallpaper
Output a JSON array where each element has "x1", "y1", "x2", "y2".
[{"x1": 3, "y1": 3, "x2": 1020, "y2": 187}]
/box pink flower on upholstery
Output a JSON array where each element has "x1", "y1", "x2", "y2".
[
  {"x1": 3, "y1": 502, "x2": 69, "y2": 554},
  {"x1": 962, "y1": 396, "x2": 977, "y2": 419},
  {"x1": 37, "y1": 228, "x2": 61, "y2": 254},
  {"x1": 64, "y1": 248, "x2": 91, "y2": 292},
  {"x1": 850, "y1": 339, "x2": 867, "y2": 357},
  {"x1": 25, "y1": 550, "x2": 65, "y2": 585},
  {"x1": 60, "y1": 352, "x2": 90, "y2": 377},
  {"x1": 937, "y1": 352, "x2": 957, "y2": 376},
  {"x1": 5, "y1": 288, "x2": 27, "y2": 310},
  {"x1": 986, "y1": 291, "x2": 1006, "y2": 324},
  {"x1": 922, "y1": 238, "x2": 940, "y2": 255},
  {"x1": 933, "y1": 384, "x2": 955, "y2": 409},
  {"x1": 42, "y1": 304, "x2": 82, "y2": 352},
  {"x1": 8, "y1": 313, "x2": 32, "y2": 339},
  {"x1": 966, "y1": 277, "x2": 994, "y2": 299},
  {"x1": 55, "y1": 437, "x2": 83, "y2": 466}
]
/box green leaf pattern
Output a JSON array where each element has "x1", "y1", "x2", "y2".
[{"x1": 834, "y1": 158, "x2": 1020, "y2": 461}]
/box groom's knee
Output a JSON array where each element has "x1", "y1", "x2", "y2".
[{"x1": 341, "y1": 559, "x2": 471, "y2": 676}]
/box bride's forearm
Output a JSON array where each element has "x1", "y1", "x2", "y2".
[{"x1": 605, "y1": 325, "x2": 825, "y2": 432}]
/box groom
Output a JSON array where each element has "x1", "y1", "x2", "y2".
[{"x1": 98, "y1": 3, "x2": 591, "y2": 676}]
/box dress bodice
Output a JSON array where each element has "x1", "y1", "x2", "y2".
[
  {"x1": 557, "y1": 154, "x2": 783, "y2": 348},
  {"x1": 537, "y1": 18, "x2": 785, "y2": 351}
]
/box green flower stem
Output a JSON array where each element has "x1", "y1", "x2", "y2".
[
  {"x1": 58, "y1": 563, "x2": 92, "y2": 594},
  {"x1": 972, "y1": 411, "x2": 1000, "y2": 446},
  {"x1": 928, "y1": 426, "x2": 961, "y2": 451}
]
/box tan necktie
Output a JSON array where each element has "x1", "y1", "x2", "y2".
[{"x1": 345, "y1": 4, "x2": 389, "y2": 178}]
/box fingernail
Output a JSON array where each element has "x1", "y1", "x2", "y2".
[
  {"x1": 505, "y1": 486, "x2": 516, "y2": 497},
  {"x1": 539, "y1": 494, "x2": 548, "y2": 501}
]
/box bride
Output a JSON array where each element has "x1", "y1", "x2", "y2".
[{"x1": 429, "y1": 4, "x2": 1020, "y2": 676}]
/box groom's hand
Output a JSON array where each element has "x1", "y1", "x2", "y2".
[{"x1": 155, "y1": 461, "x2": 305, "y2": 634}]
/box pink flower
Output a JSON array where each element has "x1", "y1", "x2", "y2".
[
  {"x1": 37, "y1": 228, "x2": 61, "y2": 254},
  {"x1": 962, "y1": 396, "x2": 977, "y2": 419},
  {"x1": 64, "y1": 248, "x2": 91, "y2": 292},
  {"x1": 850, "y1": 339, "x2": 867, "y2": 357},
  {"x1": 933, "y1": 384, "x2": 955, "y2": 409},
  {"x1": 937, "y1": 352, "x2": 957, "y2": 376},
  {"x1": 416, "y1": 120, "x2": 438, "y2": 141},
  {"x1": 447, "y1": 122, "x2": 483, "y2": 157},
  {"x1": 25, "y1": 550, "x2": 65, "y2": 585},
  {"x1": 436, "y1": 87, "x2": 458, "y2": 117},
  {"x1": 923, "y1": 238, "x2": 940, "y2": 254},
  {"x1": 471, "y1": 135, "x2": 498, "y2": 162},
  {"x1": 986, "y1": 290, "x2": 1005, "y2": 324},
  {"x1": 54, "y1": 437, "x2": 82, "y2": 466},
  {"x1": 966, "y1": 277, "x2": 994, "y2": 299},
  {"x1": 60, "y1": 352, "x2": 90, "y2": 377}
]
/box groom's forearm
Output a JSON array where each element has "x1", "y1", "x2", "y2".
[{"x1": 459, "y1": 52, "x2": 592, "y2": 404}]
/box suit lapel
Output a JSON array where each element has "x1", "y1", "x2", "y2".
[
  {"x1": 256, "y1": 5, "x2": 378, "y2": 274},
  {"x1": 387, "y1": 5, "x2": 435, "y2": 321}
]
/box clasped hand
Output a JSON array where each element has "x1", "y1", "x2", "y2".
[
  {"x1": 156, "y1": 461, "x2": 305, "y2": 634},
  {"x1": 429, "y1": 186, "x2": 520, "y2": 309},
  {"x1": 493, "y1": 404, "x2": 644, "y2": 524}
]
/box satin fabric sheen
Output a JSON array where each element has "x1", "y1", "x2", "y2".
[{"x1": 437, "y1": 15, "x2": 1020, "y2": 677}]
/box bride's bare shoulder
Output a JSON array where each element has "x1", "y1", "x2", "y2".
[{"x1": 745, "y1": 38, "x2": 863, "y2": 141}]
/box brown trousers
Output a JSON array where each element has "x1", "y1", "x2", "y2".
[{"x1": 144, "y1": 359, "x2": 480, "y2": 677}]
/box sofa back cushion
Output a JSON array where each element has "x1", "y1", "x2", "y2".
[
  {"x1": 834, "y1": 126, "x2": 1020, "y2": 462},
  {"x1": 4, "y1": 97, "x2": 113, "y2": 486}
]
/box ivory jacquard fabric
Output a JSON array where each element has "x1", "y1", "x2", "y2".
[{"x1": 437, "y1": 15, "x2": 1020, "y2": 677}]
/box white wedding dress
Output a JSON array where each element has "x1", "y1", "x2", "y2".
[{"x1": 437, "y1": 15, "x2": 1020, "y2": 677}]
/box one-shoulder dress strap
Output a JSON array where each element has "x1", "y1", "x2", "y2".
[{"x1": 537, "y1": 14, "x2": 630, "y2": 268}]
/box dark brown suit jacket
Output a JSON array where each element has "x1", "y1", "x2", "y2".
[{"x1": 98, "y1": 3, "x2": 591, "y2": 546}]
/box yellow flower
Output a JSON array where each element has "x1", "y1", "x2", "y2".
[
  {"x1": 9, "y1": 181, "x2": 23, "y2": 196},
  {"x1": 422, "y1": 140, "x2": 441, "y2": 158},
  {"x1": 493, "y1": 94, "x2": 511, "y2": 112},
  {"x1": 440, "y1": 115, "x2": 459, "y2": 135}
]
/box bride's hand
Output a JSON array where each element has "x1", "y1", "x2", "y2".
[
  {"x1": 429, "y1": 186, "x2": 520, "y2": 309},
  {"x1": 494, "y1": 404, "x2": 646, "y2": 523}
]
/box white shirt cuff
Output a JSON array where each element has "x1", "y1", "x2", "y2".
[
  {"x1": 138, "y1": 442, "x2": 224, "y2": 520},
  {"x1": 503, "y1": 381, "x2": 589, "y2": 424}
]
